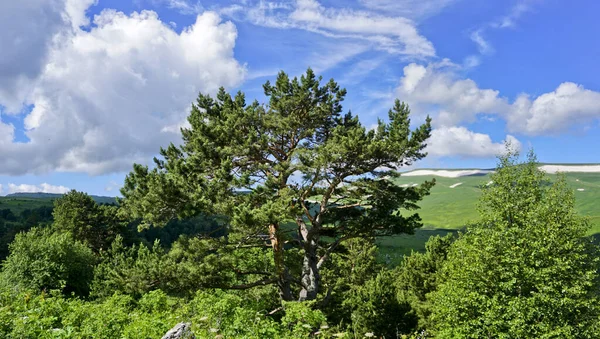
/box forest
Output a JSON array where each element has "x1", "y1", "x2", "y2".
[{"x1": 1, "y1": 70, "x2": 598, "y2": 338}]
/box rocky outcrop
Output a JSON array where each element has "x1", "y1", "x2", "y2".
[{"x1": 161, "y1": 323, "x2": 195, "y2": 339}]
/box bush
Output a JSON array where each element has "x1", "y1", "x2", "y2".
[
  {"x1": 430, "y1": 151, "x2": 600, "y2": 338},
  {"x1": 0, "y1": 227, "x2": 96, "y2": 296},
  {"x1": 346, "y1": 270, "x2": 415, "y2": 338}
]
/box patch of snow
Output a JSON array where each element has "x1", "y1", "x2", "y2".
[
  {"x1": 539, "y1": 165, "x2": 600, "y2": 173},
  {"x1": 402, "y1": 169, "x2": 493, "y2": 178},
  {"x1": 402, "y1": 165, "x2": 600, "y2": 178},
  {"x1": 411, "y1": 183, "x2": 418, "y2": 187},
  {"x1": 486, "y1": 181, "x2": 493, "y2": 186},
  {"x1": 449, "y1": 183, "x2": 463, "y2": 188},
  {"x1": 577, "y1": 188, "x2": 585, "y2": 191},
  {"x1": 399, "y1": 184, "x2": 409, "y2": 188}
]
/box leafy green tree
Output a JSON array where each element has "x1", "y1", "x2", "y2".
[
  {"x1": 430, "y1": 151, "x2": 600, "y2": 338},
  {"x1": 347, "y1": 269, "x2": 415, "y2": 338},
  {"x1": 396, "y1": 233, "x2": 454, "y2": 333},
  {"x1": 120, "y1": 68, "x2": 433, "y2": 301},
  {"x1": 320, "y1": 238, "x2": 381, "y2": 325},
  {"x1": 53, "y1": 190, "x2": 125, "y2": 252},
  {"x1": 0, "y1": 227, "x2": 96, "y2": 296}
]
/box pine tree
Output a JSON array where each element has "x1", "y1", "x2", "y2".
[{"x1": 120, "y1": 69, "x2": 433, "y2": 301}]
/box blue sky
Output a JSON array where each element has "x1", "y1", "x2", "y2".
[{"x1": 0, "y1": 0, "x2": 599, "y2": 196}]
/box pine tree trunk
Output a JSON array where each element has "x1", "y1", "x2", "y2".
[
  {"x1": 298, "y1": 238, "x2": 320, "y2": 301},
  {"x1": 268, "y1": 223, "x2": 292, "y2": 301}
]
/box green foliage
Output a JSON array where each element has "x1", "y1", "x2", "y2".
[
  {"x1": 0, "y1": 205, "x2": 54, "y2": 260},
  {"x1": 91, "y1": 236, "x2": 171, "y2": 299},
  {"x1": 0, "y1": 227, "x2": 96, "y2": 296},
  {"x1": 396, "y1": 233, "x2": 454, "y2": 332},
  {"x1": 280, "y1": 301, "x2": 329, "y2": 337},
  {"x1": 347, "y1": 269, "x2": 414, "y2": 338},
  {"x1": 0, "y1": 287, "x2": 344, "y2": 338},
  {"x1": 120, "y1": 68, "x2": 433, "y2": 301},
  {"x1": 430, "y1": 151, "x2": 600, "y2": 338},
  {"x1": 136, "y1": 214, "x2": 225, "y2": 248},
  {"x1": 320, "y1": 238, "x2": 419, "y2": 337},
  {"x1": 91, "y1": 235, "x2": 281, "y2": 301},
  {"x1": 320, "y1": 238, "x2": 380, "y2": 326},
  {"x1": 53, "y1": 190, "x2": 125, "y2": 252}
]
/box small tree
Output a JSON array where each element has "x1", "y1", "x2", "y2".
[
  {"x1": 430, "y1": 150, "x2": 600, "y2": 338},
  {"x1": 53, "y1": 190, "x2": 124, "y2": 252},
  {"x1": 120, "y1": 69, "x2": 433, "y2": 301},
  {"x1": 0, "y1": 227, "x2": 96, "y2": 296}
]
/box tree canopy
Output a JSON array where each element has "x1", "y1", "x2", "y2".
[
  {"x1": 120, "y1": 68, "x2": 433, "y2": 301},
  {"x1": 53, "y1": 190, "x2": 124, "y2": 252},
  {"x1": 430, "y1": 150, "x2": 600, "y2": 338}
]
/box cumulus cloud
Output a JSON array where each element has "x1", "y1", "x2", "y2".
[
  {"x1": 397, "y1": 63, "x2": 600, "y2": 136},
  {"x1": 427, "y1": 126, "x2": 521, "y2": 158},
  {"x1": 508, "y1": 82, "x2": 600, "y2": 135},
  {"x1": 7, "y1": 183, "x2": 70, "y2": 194},
  {"x1": 0, "y1": 3, "x2": 246, "y2": 175},
  {"x1": 220, "y1": 0, "x2": 435, "y2": 57},
  {"x1": 397, "y1": 63, "x2": 509, "y2": 126},
  {"x1": 0, "y1": 0, "x2": 72, "y2": 112}
]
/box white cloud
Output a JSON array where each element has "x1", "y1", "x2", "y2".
[
  {"x1": 470, "y1": 29, "x2": 494, "y2": 55},
  {"x1": 468, "y1": 1, "x2": 538, "y2": 61},
  {"x1": 358, "y1": 0, "x2": 459, "y2": 20},
  {"x1": 221, "y1": 0, "x2": 435, "y2": 57},
  {"x1": 0, "y1": 0, "x2": 70, "y2": 112},
  {"x1": 428, "y1": 126, "x2": 521, "y2": 158},
  {"x1": 492, "y1": 2, "x2": 533, "y2": 29},
  {"x1": 164, "y1": 0, "x2": 203, "y2": 14},
  {"x1": 508, "y1": 82, "x2": 600, "y2": 135},
  {"x1": 397, "y1": 63, "x2": 600, "y2": 135},
  {"x1": 0, "y1": 3, "x2": 246, "y2": 175},
  {"x1": 7, "y1": 183, "x2": 70, "y2": 194},
  {"x1": 397, "y1": 63, "x2": 509, "y2": 126},
  {"x1": 0, "y1": 119, "x2": 15, "y2": 145}
]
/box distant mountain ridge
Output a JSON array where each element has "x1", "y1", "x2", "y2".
[{"x1": 5, "y1": 192, "x2": 117, "y2": 204}]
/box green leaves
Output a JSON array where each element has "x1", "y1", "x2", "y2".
[
  {"x1": 53, "y1": 190, "x2": 126, "y2": 251},
  {"x1": 119, "y1": 68, "x2": 433, "y2": 302},
  {"x1": 430, "y1": 150, "x2": 600, "y2": 338},
  {"x1": 0, "y1": 227, "x2": 96, "y2": 297}
]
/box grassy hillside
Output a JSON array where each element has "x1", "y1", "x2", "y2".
[
  {"x1": 0, "y1": 193, "x2": 117, "y2": 214},
  {"x1": 0, "y1": 197, "x2": 55, "y2": 214},
  {"x1": 375, "y1": 169, "x2": 600, "y2": 265},
  {"x1": 391, "y1": 171, "x2": 600, "y2": 232}
]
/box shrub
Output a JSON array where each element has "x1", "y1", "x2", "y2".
[{"x1": 1, "y1": 227, "x2": 96, "y2": 296}]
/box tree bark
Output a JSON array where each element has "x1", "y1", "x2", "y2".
[
  {"x1": 299, "y1": 237, "x2": 320, "y2": 301},
  {"x1": 269, "y1": 223, "x2": 293, "y2": 301}
]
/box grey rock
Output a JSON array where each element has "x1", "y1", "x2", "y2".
[{"x1": 161, "y1": 322, "x2": 195, "y2": 339}]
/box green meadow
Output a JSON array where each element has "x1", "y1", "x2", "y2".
[{"x1": 376, "y1": 169, "x2": 600, "y2": 265}]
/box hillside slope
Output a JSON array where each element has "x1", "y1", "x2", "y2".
[{"x1": 394, "y1": 166, "x2": 600, "y2": 233}]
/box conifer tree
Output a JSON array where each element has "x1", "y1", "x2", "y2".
[{"x1": 120, "y1": 69, "x2": 433, "y2": 301}]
